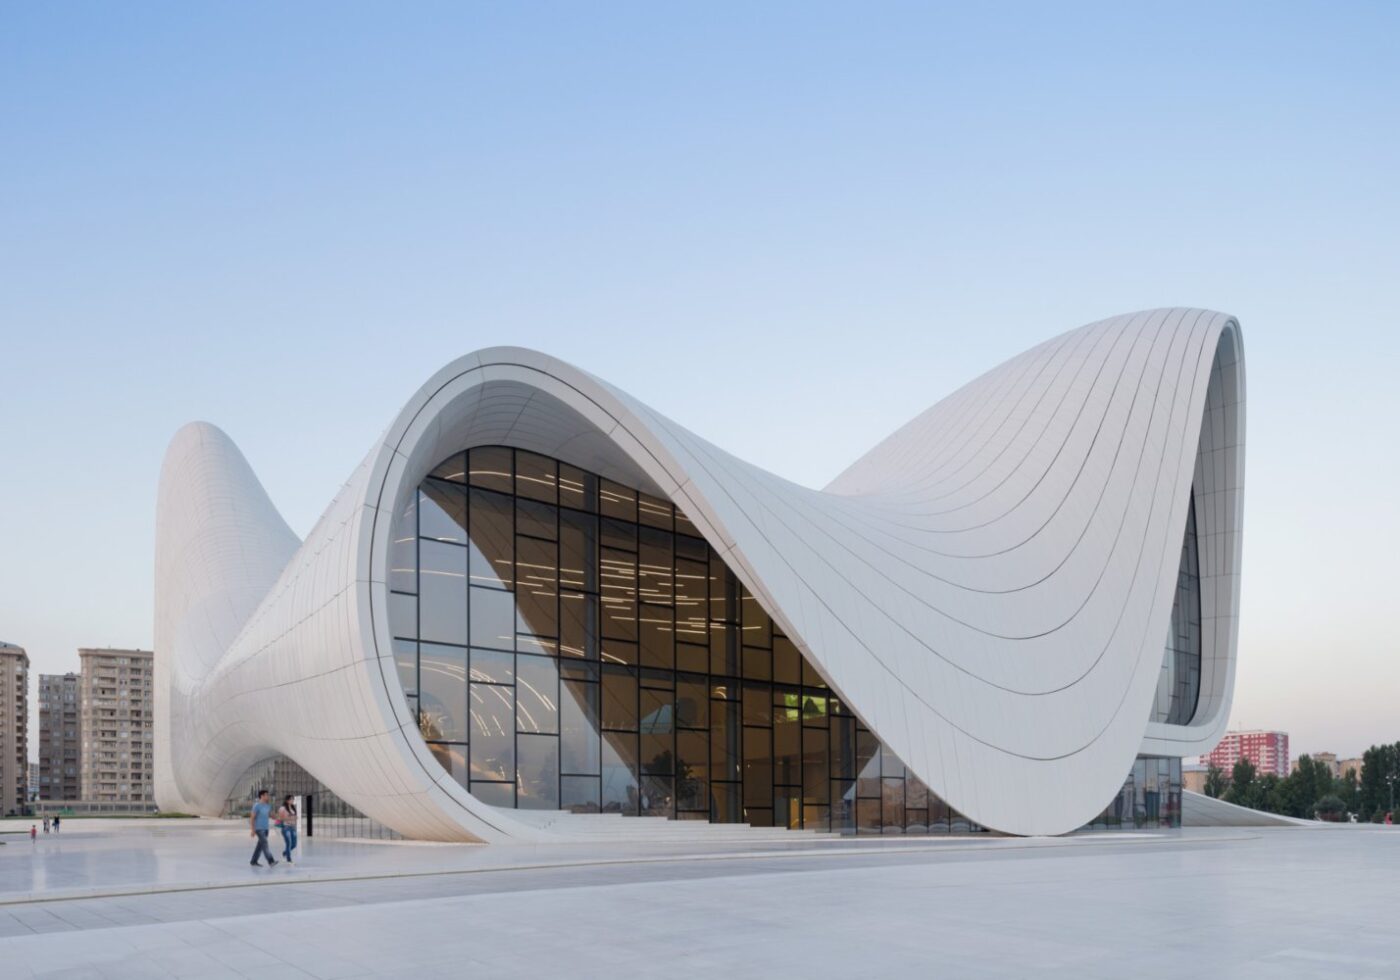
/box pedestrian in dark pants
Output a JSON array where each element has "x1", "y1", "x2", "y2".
[
  {"x1": 249, "y1": 789, "x2": 278, "y2": 867},
  {"x1": 52, "y1": 814, "x2": 60, "y2": 833}
]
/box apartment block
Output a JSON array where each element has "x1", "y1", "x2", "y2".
[
  {"x1": 79, "y1": 648, "x2": 154, "y2": 804},
  {"x1": 1203, "y1": 730, "x2": 1290, "y2": 779},
  {"x1": 38, "y1": 672, "x2": 82, "y2": 800},
  {"x1": 0, "y1": 642, "x2": 30, "y2": 815}
]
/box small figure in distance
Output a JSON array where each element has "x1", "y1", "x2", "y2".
[
  {"x1": 249, "y1": 789, "x2": 278, "y2": 867},
  {"x1": 276, "y1": 795, "x2": 298, "y2": 864},
  {"x1": 43, "y1": 815, "x2": 50, "y2": 834},
  {"x1": 29, "y1": 824, "x2": 37, "y2": 841},
  {"x1": 52, "y1": 814, "x2": 60, "y2": 833}
]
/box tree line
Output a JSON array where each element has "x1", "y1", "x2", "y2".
[{"x1": 1203, "y1": 741, "x2": 1400, "y2": 821}]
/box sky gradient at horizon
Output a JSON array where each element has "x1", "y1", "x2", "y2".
[{"x1": 2, "y1": 2, "x2": 1397, "y2": 761}]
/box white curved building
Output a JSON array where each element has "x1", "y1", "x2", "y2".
[{"x1": 154, "y1": 308, "x2": 1245, "y2": 839}]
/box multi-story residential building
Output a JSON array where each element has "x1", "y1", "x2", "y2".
[
  {"x1": 1203, "y1": 730, "x2": 1290, "y2": 779},
  {"x1": 0, "y1": 642, "x2": 30, "y2": 815},
  {"x1": 1338, "y1": 757, "x2": 1365, "y2": 780},
  {"x1": 38, "y1": 672, "x2": 82, "y2": 800},
  {"x1": 78, "y1": 648, "x2": 154, "y2": 804}
]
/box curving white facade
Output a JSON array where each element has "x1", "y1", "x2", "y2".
[{"x1": 154, "y1": 308, "x2": 1245, "y2": 839}]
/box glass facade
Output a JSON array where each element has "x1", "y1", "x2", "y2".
[
  {"x1": 1084, "y1": 756, "x2": 1182, "y2": 830},
  {"x1": 1151, "y1": 496, "x2": 1202, "y2": 725},
  {"x1": 387, "y1": 447, "x2": 987, "y2": 834}
]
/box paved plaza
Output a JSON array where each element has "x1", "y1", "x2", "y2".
[{"x1": 0, "y1": 820, "x2": 1396, "y2": 978}]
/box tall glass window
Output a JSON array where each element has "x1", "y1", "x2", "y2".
[
  {"x1": 1152, "y1": 496, "x2": 1202, "y2": 725},
  {"x1": 388, "y1": 447, "x2": 994, "y2": 834}
]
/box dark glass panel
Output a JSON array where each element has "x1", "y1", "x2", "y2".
[
  {"x1": 561, "y1": 775, "x2": 600, "y2": 813},
  {"x1": 638, "y1": 528, "x2": 673, "y2": 605},
  {"x1": 776, "y1": 788, "x2": 802, "y2": 830},
  {"x1": 741, "y1": 588, "x2": 772, "y2": 648},
  {"x1": 601, "y1": 639, "x2": 638, "y2": 666},
  {"x1": 600, "y1": 548, "x2": 637, "y2": 641},
  {"x1": 601, "y1": 668, "x2": 638, "y2": 731},
  {"x1": 599, "y1": 479, "x2": 637, "y2": 523},
  {"x1": 710, "y1": 782, "x2": 741, "y2": 823},
  {"x1": 418, "y1": 644, "x2": 468, "y2": 741},
  {"x1": 469, "y1": 683, "x2": 515, "y2": 782},
  {"x1": 637, "y1": 492, "x2": 672, "y2": 531},
  {"x1": 469, "y1": 648, "x2": 514, "y2": 685},
  {"x1": 640, "y1": 689, "x2": 674, "y2": 776},
  {"x1": 676, "y1": 644, "x2": 707, "y2": 674},
  {"x1": 674, "y1": 531, "x2": 706, "y2": 560},
  {"x1": 803, "y1": 754, "x2": 830, "y2": 805},
  {"x1": 743, "y1": 728, "x2": 773, "y2": 806},
  {"x1": 559, "y1": 511, "x2": 598, "y2": 592},
  {"x1": 516, "y1": 654, "x2": 559, "y2": 735},
  {"x1": 676, "y1": 677, "x2": 709, "y2": 729},
  {"x1": 774, "y1": 703, "x2": 801, "y2": 786},
  {"x1": 882, "y1": 778, "x2": 905, "y2": 835},
  {"x1": 907, "y1": 774, "x2": 930, "y2": 809},
  {"x1": 389, "y1": 493, "x2": 417, "y2": 593},
  {"x1": 641, "y1": 776, "x2": 674, "y2": 817},
  {"x1": 709, "y1": 623, "x2": 738, "y2": 677},
  {"x1": 928, "y1": 796, "x2": 951, "y2": 833},
  {"x1": 418, "y1": 541, "x2": 467, "y2": 645},
  {"x1": 557, "y1": 463, "x2": 597, "y2": 513},
  {"x1": 419, "y1": 483, "x2": 467, "y2": 544},
  {"x1": 801, "y1": 692, "x2": 828, "y2": 726},
  {"x1": 601, "y1": 731, "x2": 639, "y2": 814},
  {"x1": 802, "y1": 804, "x2": 829, "y2": 832},
  {"x1": 428, "y1": 743, "x2": 469, "y2": 787},
  {"x1": 468, "y1": 489, "x2": 514, "y2": 589},
  {"x1": 468, "y1": 446, "x2": 512, "y2": 492},
  {"x1": 470, "y1": 781, "x2": 515, "y2": 807},
  {"x1": 515, "y1": 536, "x2": 558, "y2": 647},
  {"x1": 856, "y1": 728, "x2": 881, "y2": 797},
  {"x1": 676, "y1": 730, "x2": 708, "y2": 809},
  {"x1": 857, "y1": 798, "x2": 882, "y2": 834},
  {"x1": 515, "y1": 499, "x2": 557, "y2": 541},
  {"x1": 743, "y1": 647, "x2": 772, "y2": 681},
  {"x1": 831, "y1": 715, "x2": 856, "y2": 780},
  {"x1": 746, "y1": 808, "x2": 773, "y2": 827},
  {"x1": 802, "y1": 656, "x2": 827, "y2": 689},
  {"x1": 639, "y1": 604, "x2": 674, "y2": 670},
  {"x1": 906, "y1": 809, "x2": 928, "y2": 834},
  {"x1": 393, "y1": 638, "x2": 417, "y2": 696},
  {"x1": 560, "y1": 678, "x2": 600, "y2": 775},
  {"x1": 773, "y1": 636, "x2": 801, "y2": 685},
  {"x1": 389, "y1": 591, "x2": 417, "y2": 640},
  {"x1": 469, "y1": 586, "x2": 515, "y2": 650},
  {"x1": 832, "y1": 780, "x2": 856, "y2": 834},
  {"x1": 516, "y1": 734, "x2": 560, "y2": 809},
  {"x1": 743, "y1": 683, "x2": 772, "y2": 726},
  {"x1": 674, "y1": 558, "x2": 708, "y2": 642},
  {"x1": 430, "y1": 452, "x2": 466, "y2": 484},
  {"x1": 600, "y1": 516, "x2": 637, "y2": 552},
  {"x1": 710, "y1": 700, "x2": 741, "y2": 782},
  {"x1": 559, "y1": 591, "x2": 597, "y2": 659},
  {"x1": 708, "y1": 553, "x2": 735, "y2": 623},
  {"x1": 514, "y1": 450, "x2": 557, "y2": 504}
]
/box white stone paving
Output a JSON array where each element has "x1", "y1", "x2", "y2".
[{"x1": 0, "y1": 821, "x2": 1396, "y2": 978}]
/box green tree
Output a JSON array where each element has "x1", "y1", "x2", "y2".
[
  {"x1": 1224, "y1": 757, "x2": 1259, "y2": 808},
  {"x1": 1204, "y1": 765, "x2": 1228, "y2": 799},
  {"x1": 1313, "y1": 794, "x2": 1347, "y2": 821}
]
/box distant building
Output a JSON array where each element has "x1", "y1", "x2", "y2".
[
  {"x1": 38, "y1": 672, "x2": 82, "y2": 800},
  {"x1": 0, "y1": 642, "x2": 30, "y2": 815},
  {"x1": 1203, "y1": 730, "x2": 1290, "y2": 779},
  {"x1": 1182, "y1": 764, "x2": 1209, "y2": 795},
  {"x1": 78, "y1": 648, "x2": 154, "y2": 804},
  {"x1": 1337, "y1": 757, "x2": 1365, "y2": 780}
]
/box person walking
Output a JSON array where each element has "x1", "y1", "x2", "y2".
[
  {"x1": 249, "y1": 789, "x2": 278, "y2": 867},
  {"x1": 29, "y1": 824, "x2": 36, "y2": 842},
  {"x1": 275, "y1": 795, "x2": 298, "y2": 864},
  {"x1": 43, "y1": 816, "x2": 50, "y2": 833},
  {"x1": 52, "y1": 814, "x2": 60, "y2": 833}
]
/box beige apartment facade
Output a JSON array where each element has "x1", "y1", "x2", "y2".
[
  {"x1": 0, "y1": 642, "x2": 30, "y2": 815},
  {"x1": 38, "y1": 672, "x2": 82, "y2": 801},
  {"x1": 79, "y1": 648, "x2": 154, "y2": 804}
]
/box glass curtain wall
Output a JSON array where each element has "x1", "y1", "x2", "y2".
[
  {"x1": 1084, "y1": 756, "x2": 1182, "y2": 830},
  {"x1": 386, "y1": 446, "x2": 985, "y2": 834},
  {"x1": 1151, "y1": 496, "x2": 1203, "y2": 725}
]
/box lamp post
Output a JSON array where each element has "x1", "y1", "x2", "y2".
[{"x1": 1388, "y1": 772, "x2": 1396, "y2": 815}]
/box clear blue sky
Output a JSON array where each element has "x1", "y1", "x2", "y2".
[{"x1": 2, "y1": 3, "x2": 1397, "y2": 760}]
